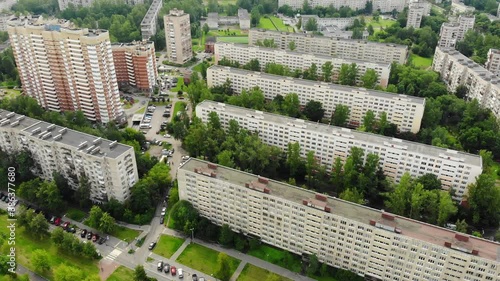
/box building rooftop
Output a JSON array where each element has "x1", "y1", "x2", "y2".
[
  {"x1": 439, "y1": 47, "x2": 500, "y2": 84},
  {"x1": 209, "y1": 65, "x2": 423, "y2": 104},
  {"x1": 215, "y1": 42, "x2": 391, "y2": 67},
  {"x1": 0, "y1": 109, "x2": 133, "y2": 159},
  {"x1": 181, "y1": 158, "x2": 497, "y2": 261},
  {"x1": 140, "y1": 0, "x2": 162, "y2": 26},
  {"x1": 197, "y1": 99, "x2": 480, "y2": 166},
  {"x1": 237, "y1": 9, "x2": 250, "y2": 20}
]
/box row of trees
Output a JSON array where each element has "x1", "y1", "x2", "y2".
[
  {"x1": 0, "y1": 49, "x2": 20, "y2": 87},
  {"x1": 51, "y1": 227, "x2": 100, "y2": 259},
  {"x1": 87, "y1": 205, "x2": 116, "y2": 234}
]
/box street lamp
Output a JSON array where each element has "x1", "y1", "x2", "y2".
[{"x1": 190, "y1": 228, "x2": 194, "y2": 243}]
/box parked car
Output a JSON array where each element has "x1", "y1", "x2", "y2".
[
  {"x1": 171, "y1": 266, "x2": 176, "y2": 276},
  {"x1": 164, "y1": 134, "x2": 171, "y2": 138},
  {"x1": 160, "y1": 217, "x2": 164, "y2": 224},
  {"x1": 92, "y1": 234, "x2": 99, "y2": 242},
  {"x1": 178, "y1": 268, "x2": 183, "y2": 278},
  {"x1": 62, "y1": 221, "x2": 70, "y2": 229},
  {"x1": 192, "y1": 273, "x2": 198, "y2": 281},
  {"x1": 54, "y1": 217, "x2": 62, "y2": 226},
  {"x1": 98, "y1": 236, "x2": 106, "y2": 245},
  {"x1": 163, "y1": 263, "x2": 170, "y2": 274},
  {"x1": 160, "y1": 207, "x2": 166, "y2": 216},
  {"x1": 157, "y1": 261, "x2": 164, "y2": 271},
  {"x1": 80, "y1": 229, "x2": 87, "y2": 238},
  {"x1": 66, "y1": 227, "x2": 76, "y2": 233},
  {"x1": 87, "y1": 232, "x2": 93, "y2": 240},
  {"x1": 148, "y1": 242, "x2": 156, "y2": 250},
  {"x1": 199, "y1": 278, "x2": 205, "y2": 281},
  {"x1": 181, "y1": 156, "x2": 190, "y2": 161}
]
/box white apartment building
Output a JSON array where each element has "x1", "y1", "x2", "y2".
[
  {"x1": 277, "y1": 0, "x2": 408, "y2": 13},
  {"x1": 179, "y1": 158, "x2": 497, "y2": 281},
  {"x1": 0, "y1": 13, "x2": 14, "y2": 31},
  {"x1": 164, "y1": 9, "x2": 193, "y2": 65},
  {"x1": 196, "y1": 101, "x2": 482, "y2": 200},
  {"x1": 140, "y1": 0, "x2": 162, "y2": 40},
  {"x1": 7, "y1": 17, "x2": 124, "y2": 123},
  {"x1": 0, "y1": 110, "x2": 139, "y2": 203},
  {"x1": 433, "y1": 47, "x2": 500, "y2": 119},
  {"x1": 214, "y1": 43, "x2": 391, "y2": 87},
  {"x1": 57, "y1": 0, "x2": 143, "y2": 11},
  {"x1": 300, "y1": 15, "x2": 355, "y2": 30},
  {"x1": 406, "y1": 0, "x2": 431, "y2": 29},
  {"x1": 486, "y1": 49, "x2": 500, "y2": 76},
  {"x1": 438, "y1": 15, "x2": 475, "y2": 48},
  {"x1": 207, "y1": 66, "x2": 424, "y2": 133},
  {"x1": 248, "y1": 29, "x2": 408, "y2": 65}
]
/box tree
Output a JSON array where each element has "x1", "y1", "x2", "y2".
[
  {"x1": 321, "y1": 61, "x2": 333, "y2": 82},
  {"x1": 339, "y1": 188, "x2": 365, "y2": 204},
  {"x1": 467, "y1": 174, "x2": 500, "y2": 227},
  {"x1": 305, "y1": 63, "x2": 318, "y2": 80},
  {"x1": 87, "y1": 205, "x2": 104, "y2": 229},
  {"x1": 219, "y1": 224, "x2": 234, "y2": 247},
  {"x1": 36, "y1": 180, "x2": 64, "y2": 213},
  {"x1": 250, "y1": 7, "x2": 260, "y2": 27},
  {"x1": 53, "y1": 264, "x2": 84, "y2": 281},
  {"x1": 385, "y1": 173, "x2": 413, "y2": 215},
  {"x1": 338, "y1": 63, "x2": 358, "y2": 86},
  {"x1": 243, "y1": 58, "x2": 260, "y2": 71},
  {"x1": 416, "y1": 173, "x2": 442, "y2": 190},
  {"x1": 74, "y1": 173, "x2": 91, "y2": 208},
  {"x1": 305, "y1": 18, "x2": 318, "y2": 31},
  {"x1": 367, "y1": 24, "x2": 374, "y2": 35},
  {"x1": 303, "y1": 100, "x2": 325, "y2": 122},
  {"x1": 282, "y1": 93, "x2": 301, "y2": 117},
  {"x1": 287, "y1": 142, "x2": 302, "y2": 177},
  {"x1": 18, "y1": 178, "x2": 42, "y2": 203},
  {"x1": 361, "y1": 69, "x2": 378, "y2": 89},
  {"x1": 32, "y1": 249, "x2": 50, "y2": 273},
  {"x1": 30, "y1": 213, "x2": 50, "y2": 239},
  {"x1": 217, "y1": 150, "x2": 236, "y2": 168},
  {"x1": 362, "y1": 110, "x2": 376, "y2": 132},
  {"x1": 215, "y1": 253, "x2": 232, "y2": 281},
  {"x1": 51, "y1": 227, "x2": 65, "y2": 246},
  {"x1": 134, "y1": 265, "x2": 148, "y2": 281},
  {"x1": 288, "y1": 41, "x2": 296, "y2": 51},
  {"x1": 99, "y1": 212, "x2": 116, "y2": 233},
  {"x1": 307, "y1": 254, "x2": 320, "y2": 275},
  {"x1": 331, "y1": 104, "x2": 350, "y2": 127},
  {"x1": 437, "y1": 191, "x2": 457, "y2": 226},
  {"x1": 455, "y1": 219, "x2": 468, "y2": 233},
  {"x1": 377, "y1": 112, "x2": 390, "y2": 135},
  {"x1": 202, "y1": 23, "x2": 209, "y2": 34}
]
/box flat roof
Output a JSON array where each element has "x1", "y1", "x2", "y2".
[
  {"x1": 0, "y1": 109, "x2": 132, "y2": 159},
  {"x1": 197, "y1": 100, "x2": 481, "y2": 166},
  {"x1": 209, "y1": 65, "x2": 424, "y2": 105},
  {"x1": 439, "y1": 47, "x2": 500, "y2": 84},
  {"x1": 215, "y1": 42, "x2": 391, "y2": 67},
  {"x1": 181, "y1": 158, "x2": 498, "y2": 262}
]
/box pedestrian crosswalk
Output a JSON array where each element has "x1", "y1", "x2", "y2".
[{"x1": 104, "y1": 249, "x2": 122, "y2": 261}]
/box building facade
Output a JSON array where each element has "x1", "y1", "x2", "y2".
[
  {"x1": 57, "y1": 0, "x2": 143, "y2": 11},
  {"x1": 196, "y1": 101, "x2": 482, "y2": 199},
  {"x1": 406, "y1": 0, "x2": 431, "y2": 29},
  {"x1": 207, "y1": 66, "x2": 424, "y2": 133},
  {"x1": 179, "y1": 158, "x2": 497, "y2": 281},
  {"x1": 485, "y1": 48, "x2": 500, "y2": 76},
  {"x1": 300, "y1": 15, "x2": 355, "y2": 30},
  {"x1": 8, "y1": 18, "x2": 124, "y2": 123},
  {"x1": 248, "y1": 29, "x2": 408, "y2": 65},
  {"x1": 277, "y1": 0, "x2": 408, "y2": 12},
  {"x1": 111, "y1": 41, "x2": 158, "y2": 91},
  {"x1": 432, "y1": 47, "x2": 500, "y2": 119},
  {"x1": 0, "y1": 109, "x2": 138, "y2": 203},
  {"x1": 438, "y1": 15, "x2": 475, "y2": 48},
  {"x1": 214, "y1": 43, "x2": 391, "y2": 87},
  {"x1": 140, "y1": 0, "x2": 162, "y2": 40},
  {"x1": 206, "y1": 9, "x2": 250, "y2": 30},
  {"x1": 164, "y1": 9, "x2": 192, "y2": 65}
]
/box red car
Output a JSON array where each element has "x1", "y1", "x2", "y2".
[
  {"x1": 170, "y1": 266, "x2": 176, "y2": 276},
  {"x1": 54, "y1": 218, "x2": 61, "y2": 226},
  {"x1": 62, "y1": 221, "x2": 70, "y2": 229}
]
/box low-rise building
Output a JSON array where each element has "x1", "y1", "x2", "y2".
[
  {"x1": 0, "y1": 110, "x2": 138, "y2": 203},
  {"x1": 485, "y1": 48, "x2": 500, "y2": 76},
  {"x1": 214, "y1": 43, "x2": 391, "y2": 87},
  {"x1": 300, "y1": 15, "x2": 355, "y2": 30},
  {"x1": 196, "y1": 100, "x2": 481, "y2": 199},
  {"x1": 140, "y1": 0, "x2": 162, "y2": 40},
  {"x1": 248, "y1": 29, "x2": 408, "y2": 64},
  {"x1": 207, "y1": 65, "x2": 424, "y2": 133},
  {"x1": 432, "y1": 47, "x2": 500, "y2": 119},
  {"x1": 179, "y1": 158, "x2": 497, "y2": 281},
  {"x1": 205, "y1": 9, "x2": 250, "y2": 30},
  {"x1": 57, "y1": 0, "x2": 143, "y2": 11}
]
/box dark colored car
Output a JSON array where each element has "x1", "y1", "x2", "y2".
[
  {"x1": 160, "y1": 217, "x2": 164, "y2": 225},
  {"x1": 148, "y1": 242, "x2": 156, "y2": 250},
  {"x1": 87, "y1": 231, "x2": 93, "y2": 240},
  {"x1": 54, "y1": 217, "x2": 62, "y2": 226},
  {"x1": 163, "y1": 263, "x2": 170, "y2": 274},
  {"x1": 192, "y1": 273, "x2": 198, "y2": 281},
  {"x1": 80, "y1": 229, "x2": 87, "y2": 238},
  {"x1": 66, "y1": 227, "x2": 76, "y2": 233},
  {"x1": 98, "y1": 237, "x2": 106, "y2": 244}
]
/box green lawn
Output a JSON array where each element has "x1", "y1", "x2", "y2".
[
  {"x1": 110, "y1": 225, "x2": 141, "y2": 243},
  {"x1": 258, "y1": 17, "x2": 277, "y2": 30},
  {"x1": 173, "y1": 101, "x2": 187, "y2": 117},
  {"x1": 410, "y1": 54, "x2": 433, "y2": 69},
  {"x1": 0, "y1": 214, "x2": 99, "y2": 280},
  {"x1": 153, "y1": 235, "x2": 185, "y2": 258},
  {"x1": 135, "y1": 106, "x2": 146, "y2": 114},
  {"x1": 203, "y1": 0, "x2": 236, "y2": 4},
  {"x1": 365, "y1": 16, "x2": 397, "y2": 30},
  {"x1": 247, "y1": 244, "x2": 302, "y2": 273},
  {"x1": 176, "y1": 243, "x2": 241, "y2": 276},
  {"x1": 65, "y1": 208, "x2": 87, "y2": 222},
  {"x1": 0, "y1": 89, "x2": 21, "y2": 100},
  {"x1": 107, "y1": 266, "x2": 135, "y2": 281},
  {"x1": 217, "y1": 36, "x2": 249, "y2": 44},
  {"x1": 207, "y1": 29, "x2": 247, "y2": 37},
  {"x1": 490, "y1": 162, "x2": 500, "y2": 181},
  {"x1": 237, "y1": 264, "x2": 291, "y2": 281},
  {"x1": 170, "y1": 77, "x2": 185, "y2": 93},
  {"x1": 269, "y1": 16, "x2": 290, "y2": 32}
]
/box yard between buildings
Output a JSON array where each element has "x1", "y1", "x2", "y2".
[
  {"x1": 153, "y1": 234, "x2": 185, "y2": 258},
  {"x1": 106, "y1": 266, "x2": 135, "y2": 281},
  {"x1": 247, "y1": 244, "x2": 302, "y2": 273},
  {"x1": 217, "y1": 36, "x2": 249, "y2": 43},
  {"x1": 410, "y1": 54, "x2": 433, "y2": 69},
  {"x1": 236, "y1": 264, "x2": 291, "y2": 281},
  {"x1": 176, "y1": 243, "x2": 241, "y2": 276}
]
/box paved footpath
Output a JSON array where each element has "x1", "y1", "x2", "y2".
[{"x1": 230, "y1": 261, "x2": 248, "y2": 281}]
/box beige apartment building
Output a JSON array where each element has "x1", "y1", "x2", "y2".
[
  {"x1": 164, "y1": 9, "x2": 192, "y2": 65},
  {"x1": 0, "y1": 110, "x2": 138, "y2": 203},
  {"x1": 433, "y1": 47, "x2": 500, "y2": 119},
  {"x1": 111, "y1": 41, "x2": 158, "y2": 91},
  {"x1": 485, "y1": 48, "x2": 500, "y2": 76},
  {"x1": 179, "y1": 158, "x2": 497, "y2": 281},
  {"x1": 214, "y1": 43, "x2": 391, "y2": 87},
  {"x1": 248, "y1": 29, "x2": 408, "y2": 65},
  {"x1": 7, "y1": 17, "x2": 124, "y2": 123},
  {"x1": 438, "y1": 15, "x2": 475, "y2": 48},
  {"x1": 58, "y1": 0, "x2": 143, "y2": 11},
  {"x1": 406, "y1": 0, "x2": 431, "y2": 29},
  {"x1": 196, "y1": 101, "x2": 482, "y2": 200},
  {"x1": 277, "y1": 0, "x2": 409, "y2": 12},
  {"x1": 207, "y1": 66, "x2": 424, "y2": 133}
]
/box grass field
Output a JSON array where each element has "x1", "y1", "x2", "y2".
[
  {"x1": 208, "y1": 29, "x2": 247, "y2": 36},
  {"x1": 0, "y1": 89, "x2": 21, "y2": 100},
  {"x1": 107, "y1": 266, "x2": 135, "y2": 281},
  {"x1": 258, "y1": 17, "x2": 277, "y2": 30},
  {"x1": 237, "y1": 264, "x2": 291, "y2": 281},
  {"x1": 217, "y1": 36, "x2": 249, "y2": 43},
  {"x1": 65, "y1": 208, "x2": 87, "y2": 222},
  {"x1": 170, "y1": 77, "x2": 184, "y2": 93},
  {"x1": 135, "y1": 106, "x2": 146, "y2": 114},
  {"x1": 269, "y1": 16, "x2": 292, "y2": 32},
  {"x1": 0, "y1": 214, "x2": 99, "y2": 280},
  {"x1": 365, "y1": 16, "x2": 397, "y2": 30},
  {"x1": 247, "y1": 244, "x2": 302, "y2": 273},
  {"x1": 153, "y1": 235, "x2": 185, "y2": 258},
  {"x1": 110, "y1": 225, "x2": 141, "y2": 243},
  {"x1": 410, "y1": 54, "x2": 433, "y2": 69},
  {"x1": 173, "y1": 101, "x2": 187, "y2": 118},
  {"x1": 176, "y1": 243, "x2": 241, "y2": 276}
]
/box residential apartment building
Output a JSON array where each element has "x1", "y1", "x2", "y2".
[
  {"x1": 451, "y1": 0, "x2": 475, "y2": 15},
  {"x1": 277, "y1": 0, "x2": 408, "y2": 13},
  {"x1": 196, "y1": 101, "x2": 482, "y2": 199},
  {"x1": 406, "y1": 0, "x2": 431, "y2": 29},
  {"x1": 300, "y1": 15, "x2": 355, "y2": 30},
  {"x1": 7, "y1": 17, "x2": 124, "y2": 123},
  {"x1": 0, "y1": 110, "x2": 138, "y2": 203},
  {"x1": 485, "y1": 48, "x2": 500, "y2": 76},
  {"x1": 438, "y1": 15, "x2": 475, "y2": 48},
  {"x1": 432, "y1": 47, "x2": 500, "y2": 119},
  {"x1": 248, "y1": 29, "x2": 408, "y2": 65},
  {"x1": 207, "y1": 66, "x2": 424, "y2": 133},
  {"x1": 179, "y1": 158, "x2": 497, "y2": 281},
  {"x1": 164, "y1": 9, "x2": 192, "y2": 65},
  {"x1": 140, "y1": 0, "x2": 162, "y2": 40},
  {"x1": 214, "y1": 43, "x2": 391, "y2": 87},
  {"x1": 0, "y1": 13, "x2": 13, "y2": 31},
  {"x1": 111, "y1": 41, "x2": 158, "y2": 91},
  {"x1": 0, "y1": 0, "x2": 16, "y2": 11},
  {"x1": 58, "y1": 0, "x2": 143, "y2": 11},
  {"x1": 206, "y1": 9, "x2": 250, "y2": 30}
]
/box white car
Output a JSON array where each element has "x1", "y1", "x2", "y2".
[
  {"x1": 178, "y1": 268, "x2": 183, "y2": 278},
  {"x1": 181, "y1": 156, "x2": 190, "y2": 161},
  {"x1": 160, "y1": 207, "x2": 166, "y2": 216},
  {"x1": 164, "y1": 134, "x2": 171, "y2": 138}
]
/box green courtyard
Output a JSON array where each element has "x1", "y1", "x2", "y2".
[{"x1": 176, "y1": 243, "x2": 241, "y2": 276}]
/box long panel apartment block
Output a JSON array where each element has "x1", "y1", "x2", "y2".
[
  {"x1": 195, "y1": 101, "x2": 482, "y2": 200},
  {"x1": 207, "y1": 65, "x2": 425, "y2": 133},
  {"x1": 214, "y1": 42, "x2": 391, "y2": 87},
  {"x1": 0, "y1": 109, "x2": 139, "y2": 203},
  {"x1": 178, "y1": 158, "x2": 498, "y2": 281}
]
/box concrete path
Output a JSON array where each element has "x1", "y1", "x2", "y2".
[
  {"x1": 230, "y1": 261, "x2": 248, "y2": 281},
  {"x1": 169, "y1": 239, "x2": 191, "y2": 261},
  {"x1": 16, "y1": 264, "x2": 48, "y2": 281}
]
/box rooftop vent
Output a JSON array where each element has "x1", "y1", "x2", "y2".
[
  {"x1": 78, "y1": 141, "x2": 88, "y2": 149},
  {"x1": 10, "y1": 121, "x2": 19, "y2": 127},
  {"x1": 41, "y1": 132, "x2": 51, "y2": 140},
  {"x1": 382, "y1": 213, "x2": 395, "y2": 221},
  {"x1": 455, "y1": 233, "x2": 469, "y2": 242},
  {"x1": 93, "y1": 137, "x2": 102, "y2": 145},
  {"x1": 245, "y1": 181, "x2": 270, "y2": 194},
  {"x1": 194, "y1": 167, "x2": 217, "y2": 178},
  {"x1": 16, "y1": 115, "x2": 25, "y2": 121},
  {"x1": 0, "y1": 119, "x2": 9, "y2": 126},
  {"x1": 59, "y1": 128, "x2": 67, "y2": 134},
  {"x1": 258, "y1": 176, "x2": 269, "y2": 184},
  {"x1": 31, "y1": 127, "x2": 41, "y2": 134},
  {"x1": 208, "y1": 163, "x2": 218, "y2": 170},
  {"x1": 6, "y1": 112, "x2": 15, "y2": 118},
  {"x1": 315, "y1": 194, "x2": 327, "y2": 202},
  {"x1": 109, "y1": 140, "x2": 117, "y2": 149},
  {"x1": 46, "y1": 124, "x2": 55, "y2": 131},
  {"x1": 53, "y1": 134, "x2": 62, "y2": 141},
  {"x1": 303, "y1": 198, "x2": 330, "y2": 213}
]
